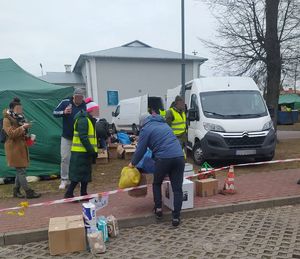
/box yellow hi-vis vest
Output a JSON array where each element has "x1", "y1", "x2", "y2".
[
  {"x1": 170, "y1": 107, "x2": 186, "y2": 136},
  {"x1": 159, "y1": 109, "x2": 166, "y2": 118},
  {"x1": 71, "y1": 117, "x2": 97, "y2": 153}
]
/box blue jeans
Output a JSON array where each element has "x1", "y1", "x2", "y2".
[
  {"x1": 99, "y1": 138, "x2": 107, "y2": 149},
  {"x1": 152, "y1": 157, "x2": 184, "y2": 218}
]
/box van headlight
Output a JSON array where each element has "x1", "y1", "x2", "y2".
[
  {"x1": 262, "y1": 120, "x2": 274, "y2": 131},
  {"x1": 203, "y1": 122, "x2": 225, "y2": 132}
]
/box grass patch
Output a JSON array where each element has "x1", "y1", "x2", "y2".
[{"x1": 1, "y1": 138, "x2": 300, "y2": 199}]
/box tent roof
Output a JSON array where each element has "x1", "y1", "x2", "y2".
[
  {"x1": 279, "y1": 94, "x2": 300, "y2": 104},
  {"x1": 0, "y1": 58, "x2": 72, "y2": 92}
]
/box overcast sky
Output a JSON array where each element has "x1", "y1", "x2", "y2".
[{"x1": 0, "y1": 0, "x2": 217, "y2": 77}]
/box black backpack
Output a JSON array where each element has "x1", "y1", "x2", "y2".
[
  {"x1": 96, "y1": 119, "x2": 110, "y2": 139},
  {"x1": 0, "y1": 118, "x2": 7, "y2": 143}
]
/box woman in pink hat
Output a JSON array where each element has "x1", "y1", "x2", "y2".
[{"x1": 64, "y1": 98, "x2": 99, "y2": 198}]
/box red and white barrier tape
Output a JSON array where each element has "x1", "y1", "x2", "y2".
[{"x1": 1, "y1": 157, "x2": 300, "y2": 213}]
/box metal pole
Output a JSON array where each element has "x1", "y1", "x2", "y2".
[
  {"x1": 181, "y1": 0, "x2": 186, "y2": 100},
  {"x1": 295, "y1": 63, "x2": 298, "y2": 94}
]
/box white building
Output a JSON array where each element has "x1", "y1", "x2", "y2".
[{"x1": 42, "y1": 40, "x2": 207, "y2": 120}]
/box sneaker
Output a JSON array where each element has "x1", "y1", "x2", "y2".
[
  {"x1": 59, "y1": 180, "x2": 68, "y2": 190},
  {"x1": 172, "y1": 218, "x2": 181, "y2": 227},
  {"x1": 154, "y1": 208, "x2": 163, "y2": 220}
]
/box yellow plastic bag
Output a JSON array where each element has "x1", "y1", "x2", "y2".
[
  {"x1": 128, "y1": 173, "x2": 148, "y2": 198},
  {"x1": 118, "y1": 167, "x2": 141, "y2": 189}
]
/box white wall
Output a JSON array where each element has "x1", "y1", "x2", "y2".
[{"x1": 89, "y1": 58, "x2": 200, "y2": 120}]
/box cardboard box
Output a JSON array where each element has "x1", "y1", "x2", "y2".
[
  {"x1": 48, "y1": 215, "x2": 86, "y2": 255},
  {"x1": 195, "y1": 178, "x2": 219, "y2": 197},
  {"x1": 162, "y1": 179, "x2": 194, "y2": 210},
  {"x1": 97, "y1": 149, "x2": 108, "y2": 164},
  {"x1": 123, "y1": 144, "x2": 136, "y2": 149},
  {"x1": 117, "y1": 145, "x2": 125, "y2": 159},
  {"x1": 108, "y1": 144, "x2": 119, "y2": 159},
  {"x1": 124, "y1": 148, "x2": 135, "y2": 160},
  {"x1": 122, "y1": 144, "x2": 136, "y2": 160}
]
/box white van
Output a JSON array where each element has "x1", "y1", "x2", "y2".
[
  {"x1": 167, "y1": 77, "x2": 276, "y2": 165},
  {"x1": 111, "y1": 94, "x2": 164, "y2": 134}
]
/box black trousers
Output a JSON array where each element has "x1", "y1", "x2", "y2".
[
  {"x1": 65, "y1": 181, "x2": 88, "y2": 197},
  {"x1": 152, "y1": 157, "x2": 184, "y2": 218}
]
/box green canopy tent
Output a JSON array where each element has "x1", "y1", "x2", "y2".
[
  {"x1": 0, "y1": 58, "x2": 74, "y2": 177},
  {"x1": 279, "y1": 94, "x2": 300, "y2": 109}
]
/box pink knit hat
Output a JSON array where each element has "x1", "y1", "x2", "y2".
[{"x1": 85, "y1": 97, "x2": 99, "y2": 112}]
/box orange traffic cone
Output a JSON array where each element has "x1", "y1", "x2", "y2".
[{"x1": 220, "y1": 165, "x2": 236, "y2": 195}]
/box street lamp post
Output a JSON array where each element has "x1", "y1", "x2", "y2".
[{"x1": 181, "y1": 0, "x2": 186, "y2": 100}]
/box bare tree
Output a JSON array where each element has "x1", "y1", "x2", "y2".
[
  {"x1": 265, "y1": 0, "x2": 281, "y2": 124},
  {"x1": 199, "y1": 0, "x2": 300, "y2": 125}
]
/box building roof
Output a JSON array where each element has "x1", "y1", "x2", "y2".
[
  {"x1": 74, "y1": 40, "x2": 208, "y2": 73},
  {"x1": 39, "y1": 72, "x2": 84, "y2": 85}
]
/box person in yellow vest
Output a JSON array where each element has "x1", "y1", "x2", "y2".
[
  {"x1": 159, "y1": 109, "x2": 166, "y2": 118},
  {"x1": 166, "y1": 96, "x2": 187, "y2": 148},
  {"x1": 64, "y1": 98, "x2": 99, "y2": 198}
]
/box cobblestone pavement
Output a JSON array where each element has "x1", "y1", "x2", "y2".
[{"x1": 2, "y1": 205, "x2": 300, "y2": 259}]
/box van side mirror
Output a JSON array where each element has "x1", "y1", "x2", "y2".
[
  {"x1": 112, "y1": 111, "x2": 115, "y2": 117},
  {"x1": 188, "y1": 109, "x2": 198, "y2": 121}
]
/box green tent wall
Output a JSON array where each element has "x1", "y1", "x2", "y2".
[{"x1": 0, "y1": 58, "x2": 74, "y2": 177}]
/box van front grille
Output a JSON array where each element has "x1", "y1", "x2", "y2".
[{"x1": 225, "y1": 136, "x2": 265, "y2": 147}]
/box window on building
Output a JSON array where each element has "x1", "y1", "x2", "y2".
[{"x1": 107, "y1": 90, "x2": 119, "y2": 106}]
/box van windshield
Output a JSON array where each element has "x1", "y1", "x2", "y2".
[{"x1": 200, "y1": 90, "x2": 267, "y2": 119}]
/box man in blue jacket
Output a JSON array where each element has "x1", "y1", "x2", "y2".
[
  {"x1": 53, "y1": 88, "x2": 86, "y2": 189},
  {"x1": 129, "y1": 114, "x2": 184, "y2": 227}
]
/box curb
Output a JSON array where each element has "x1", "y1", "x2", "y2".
[{"x1": 1, "y1": 195, "x2": 300, "y2": 246}]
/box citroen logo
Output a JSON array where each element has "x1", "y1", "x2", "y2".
[{"x1": 242, "y1": 131, "x2": 249, "y2": 137}]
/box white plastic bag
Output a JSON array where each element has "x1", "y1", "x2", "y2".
[{"x1": 87, "y1": 231, "x2": 106, "y2": 255}]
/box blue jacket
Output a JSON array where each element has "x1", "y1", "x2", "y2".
[
  {"x1": 131, "y1": 115, "x2": 183, "y2": 166},
  {"x1": 53, "y1": 97, "x2": 86, "y2": 140}
]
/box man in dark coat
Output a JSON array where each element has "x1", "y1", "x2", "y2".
[{"x1": 129, "y1": 114, "x2": 184, "y2": 227}]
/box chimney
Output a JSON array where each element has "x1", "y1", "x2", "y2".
[{"x1": 64, "y1": 64, "x2": 72, "y2": 73}]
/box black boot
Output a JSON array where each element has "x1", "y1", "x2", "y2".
[
  {"x1": 25, "y1": 189, "x2": 41, "y2": 199},
  {"x1": 13, "y1": 187, "x2": 25, "y2": 198}
]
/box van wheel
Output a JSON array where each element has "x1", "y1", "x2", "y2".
[
  {"x1": 192, "y1": 142, "x2": 205, "y2": 165},
  {"x1": 111, "y1": 124, "x2": 117, "y2": 134},
  {"x1": 132, "y1": 124, "x2": 139, "y2": 136}
]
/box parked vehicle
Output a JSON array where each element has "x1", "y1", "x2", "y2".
[
  {"x1": 111, "y1": 95, "x2": 164, "y2": 134},
  {"x1": 167, "y1": 77, "x2": 276, "y2": 165}
]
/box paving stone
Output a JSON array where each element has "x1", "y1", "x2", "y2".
[{"x1": 2, "y1": 205, "x2": 300, "y2": 258}]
